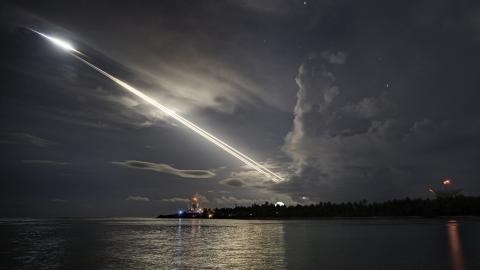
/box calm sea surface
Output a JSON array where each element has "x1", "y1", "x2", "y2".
[{"x1": 1, "y1": 218, "x2": 479, "y2": 269}]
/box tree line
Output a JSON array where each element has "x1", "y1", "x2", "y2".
[{"x1": 212, "y1": 196, "x2": 480, "y2": 218}]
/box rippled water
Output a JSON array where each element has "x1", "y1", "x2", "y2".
[{"x1": 1, "y1": 218, "x2": 479, "y2": 269}]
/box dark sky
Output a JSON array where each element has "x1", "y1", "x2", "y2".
[{"x1": 1, "y1": 0, "x2": 480, "y2": 217}]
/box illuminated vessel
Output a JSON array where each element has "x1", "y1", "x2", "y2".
[{"x1": 157, "y1": 194, "x2": 213, "y2": 218}]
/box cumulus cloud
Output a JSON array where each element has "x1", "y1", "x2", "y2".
[
  {"x1": 342, "y1": 94, "x2": 390, "y2": 119},
  {"x1": 112, "y1": 160, "x2": 216, "y2": 179},
  {"x1": 0, "y1": 133, "x2": 56, "y2": 147},
  {"x1": 126, "y1": 196, "x2": 150, "y2": 202},
  {"x1": 283, "y1": 52, "x2": 345, "y2": 170},
  {"x1": 279, "y1": 51, "x2": 480, "y2": 201},
  {"x1": 320, "y1": 51, "x2": 347, "y2": 64}
]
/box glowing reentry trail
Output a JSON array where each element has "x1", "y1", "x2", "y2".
[{"x1": 32, "y1": 30, "x2": 284, "y2": 182}]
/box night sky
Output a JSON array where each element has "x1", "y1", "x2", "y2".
[{"x1": 1, "y1": 0, "x2": 480, "y2": 217}]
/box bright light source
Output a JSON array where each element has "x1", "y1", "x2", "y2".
[
  {"x1": 30, "y1": 28, "x2": 284, "y2": 182},
  {"x1": 31, "y1": 29, "x2": 80, "y2": 53},
  {"x1": 275, "y1": 201, "x2": 285, "y2": 207},
  {"x1": 44, "y1": 35, "x2": 75, "y2": 51},
  {"x1": 178, "y1": 210, "x2": 183, "y2": 215},
  {"x1": 443, "y1": 179, "x2": 451, "y2": 185}
]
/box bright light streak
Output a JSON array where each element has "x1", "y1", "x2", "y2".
[
  {"x1": 32, "y1": 30, "x2": 284, "y2": 182},
  {"x1": 30, "y1": 29, "x2": 81, "y2": 54}
]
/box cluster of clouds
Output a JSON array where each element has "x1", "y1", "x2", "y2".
[
  {"x1": 274, "y1": 51, "x2": 480, "y2": 201},
  {"x1": 5, "y1": 1, "x2": 480, "y2": 211}
]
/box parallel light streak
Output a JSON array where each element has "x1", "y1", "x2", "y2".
[{"x1": 32, "y1": 30, "x2": 283, "y2": 182}]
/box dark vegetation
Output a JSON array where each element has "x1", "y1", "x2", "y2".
[{"x1": 211, "y1": 196, "x2": 480, "y2": 218}]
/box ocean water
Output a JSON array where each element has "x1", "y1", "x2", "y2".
[{"x1": 1, "y1": 218, "x2": 479, "y2": 270}]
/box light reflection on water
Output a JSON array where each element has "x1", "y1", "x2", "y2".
[
  {"x1": 98, "y1": 219, "x2": 285, "y2": 269},
  {"x1": 447, "y1": 220, "x2": 465, "y2": 270},
  {"x1": 1, "y1": 218, "x2": 479, "y2": 269},
  {"x1": 168, "y1": 219, "x2": 286, "y2": 269}
]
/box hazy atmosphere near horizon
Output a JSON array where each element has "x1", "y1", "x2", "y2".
[{"x1": 1, "y1": 0, "x2": 480, "y2": 217}]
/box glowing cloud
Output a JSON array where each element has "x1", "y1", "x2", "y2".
[{"x1": 32, "y1": 30, "x2": 284, "y2": 182}]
